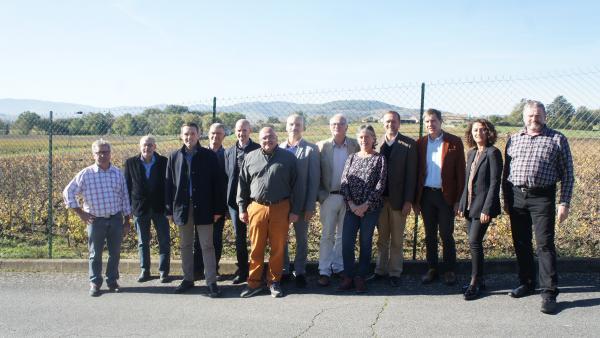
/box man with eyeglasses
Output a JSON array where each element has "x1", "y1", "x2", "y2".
[{"x1": 63, "y1": 139, "x2": 131, "y2": 297}]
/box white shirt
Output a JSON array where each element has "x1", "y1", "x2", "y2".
[
  {"x1": 330, "y1": 138, "x2": 348, "y2": 192},
  {"x1": 424, "y1": 133, "x2": 444, "y2": 188}
]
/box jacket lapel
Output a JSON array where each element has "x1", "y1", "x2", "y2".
[{"x1": 472, "y1": 148, "x2": 487, "y2": 179}]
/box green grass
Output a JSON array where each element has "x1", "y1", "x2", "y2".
[{"x1": 0, "y1": 237, "x2": 86, "y2": 259}]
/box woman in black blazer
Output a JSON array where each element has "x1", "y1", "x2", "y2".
[{"x1": 458, "y1": 119, "x2": 502, "y2": 300}]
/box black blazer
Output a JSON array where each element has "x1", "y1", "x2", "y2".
[
  {"x1": 124, "y1": 153, "x2": 167, "y2": 217},
  {"x1": 224, "y1": 139, "x2": 260, "y2": 209},
  {"x1": 165, "y1": 144, "x2": 226, "y2": 226},
  {"x1": 458, "y1": 146, "x2": 503, "y2": 219}
]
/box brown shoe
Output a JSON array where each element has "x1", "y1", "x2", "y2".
[
  {"x1": 421, "y1": 269, "x2": 438, "y2": 284},
  {"x1": 354, "y1": 276, "x2": 367, "y2": 293},
  {"x1": 317, "y1": 275, "x2": 330, "y2": 287},
  {"x1": 337, "y1": 276, "x2": 354, "y2": 291},
  {"x1": 443, "y1": 271, "x2": 456, "y2": 285}
]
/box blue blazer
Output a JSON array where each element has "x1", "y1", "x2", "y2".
[{"x1": 165, "y1": 143, "x2": 226, "y2": 226}]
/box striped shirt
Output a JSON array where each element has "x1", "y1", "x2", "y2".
[
  {"x1": 504, "y1": 126, "x2": 574, "y2": 205},
  {"x1": 63, "y1": 164, "x2": 132, "y2": 217}
]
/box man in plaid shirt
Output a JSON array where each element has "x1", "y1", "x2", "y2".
[
  {"x1": 63, "y1": 139, "x2": 131, "y2": 297},
  {"x1": 502, "y1": 100, "x2": 574, "y2": 314}
]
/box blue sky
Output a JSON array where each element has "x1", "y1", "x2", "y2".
[{"x1": 1, "y1": 0, "x2": 598, "y2": 108}]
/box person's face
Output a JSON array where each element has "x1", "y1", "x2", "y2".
[
  {"x1": 140, "y1": 139, "x2": 156, "y2": 159},
  {"x1": 235, "y1": 122, "x2": 251, "y2": 144},
  {"x1": 260, "y1": 128, "x2": 278, "y2": 153},
  {"x1": 93, "y1": 144, "x2": 111, "y2": 167},
  {"x1": 523, "y1": 106, "x2": 546, "y2": 132},
  {"x1": 471, "y1": 122, "x2": 488, "y2": 146},
  {"x1": 358, "y1": 130, "x2": 374, "y2": 151},
  {"x1": 286, "y1": 116, "x2": 304, "y2": 138},
  {"x1": 425, "y1": 114, "x2": 442, "y2": 137},
  {"x1": 180, "y1": 126, "x2": 199, "y2": 149},
  {"x1": 383, "y1": 113, "x2": 400, "y2": 135},
  {"x1": 329, "y1": 116, "x2": 348, "y2": 138},
  {"x1": 209, "y1": 127, "x2": 225, "y2": 149}
]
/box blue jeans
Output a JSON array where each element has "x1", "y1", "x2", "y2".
[
  {"x1": 194, "y1": 216, "x2": 225, "y2": 273},
  {"x1": 88, "y1": 213, "x2": 123, "y2": 286},
  {"x1": 134, "y1": 211, "x2": 171, "y2": 275},
  {"x1": 342, "y1": 208, "x2": 381, "y2": 278},
  {"x1": 229, "y1": 206, "x2": 249, "y2": 275}
]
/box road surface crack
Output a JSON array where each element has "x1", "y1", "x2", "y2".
[
  {"x1": 370, "y1": 297, "x2": 389, "y2": 337},
  {"x1": 295, "y1": 306, "x2": 334, "y2": 337}
]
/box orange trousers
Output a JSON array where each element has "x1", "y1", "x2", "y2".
[{"x1": 247, "y1": 199, "x2": 290, "y2": 289}]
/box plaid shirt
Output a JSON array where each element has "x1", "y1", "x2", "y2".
[
  {"x1": 63, "y1": 164, "x2": 132, "y2": 217},
  {"x1": 503, "y1": 125, "x2": 574, "y2": 205}
]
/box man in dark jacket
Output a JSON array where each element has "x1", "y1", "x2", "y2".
[
  {"x1": 124, "y1": 135, "x2": 170, "y2": 283},
  {"x1": 224, "y1": 119, "x2": 260, "y2": 284},
  {"x1": 166, "y1": 122, "x2": 226, "y2": 297}
]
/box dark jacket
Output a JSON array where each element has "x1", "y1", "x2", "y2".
[
  {"x1": 377, "y1": 133, "x2": 418, "y2": 209},
  {"x1": 416, "y1": 132, "x2": 466, "y2": 207},
  {"x1": 124, "y1": 153, "x2": 167, "y2": 217},
  {"x1": 165, "y1": 143, "x2": 226, "y2": 226},
  {"x1": 458, "y1": 146, "x2": 503, "y2": 219},
  {"x1": 224, "y1": 139, "x2": 260, "y2": 209}
]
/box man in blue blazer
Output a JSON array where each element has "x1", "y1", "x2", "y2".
[
  {"x1": 165, "y1": 122, "x2": 225, "y2": 297},
  {"x1": 224, "y1": 119, "x2": 260, "y2": 284},
  {"x1": 280, "y1": 114, "x2": 320, "y2": 287}
]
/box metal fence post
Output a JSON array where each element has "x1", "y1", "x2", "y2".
[
  {"x1": 212, "y1": 97, "x2": 217, "y2": 123},
  {"x1": 412, "y1": 83, "x2": 425, "y2": 260},
  {"x1": 47, "y1": 110, "x2": 54, "y2": 258}
]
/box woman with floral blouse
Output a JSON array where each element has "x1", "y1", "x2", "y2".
[{"x1": 338, "y1": 125, "x2": 387, "y2": 293}]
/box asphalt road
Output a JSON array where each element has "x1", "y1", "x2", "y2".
[{"x1": 0, "y1": 271, "x2": 598, "y2": 337}]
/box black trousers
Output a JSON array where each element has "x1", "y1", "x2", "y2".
[
  {"x1": 507, "y1": 185, "x2": 558, "y2": 295},
  {"x1": 421, "y1": 188, "x2": 456, "y2": 271},
  {"x1": 466, "y1": 217, "x2": 489, "y2": 279}
]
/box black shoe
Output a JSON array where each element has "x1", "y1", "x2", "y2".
[
  {"x1": 463, "y1": 279, "x2": 486, "y2": 292},
  {"x1": 541, "y1": 297, "x2": 558, "y2": 314},
  {"x1": 207, "y1": 283, "x2": 221, "y2": 298},
  {"x1": 232, "y1": 274, "x2": 248, "y2": 285},
  {"x1": 389, "y1": 276, "x2": 401, "y2": 287},
  {"x1": 240, "y1": 286, "x2": 263, "y2": 298},
  {"x1": 137, "y1": 272, "x2": 151, "y2": 283},
  {"x1": 463, "y1": 284, "x2": 480, "y2": 301},
  {"x1": 174, "y1": 280, "x2": 195, "y2": 294},
  {"x1": 509, "y1": 284, "x2": 535, "y2": 298},
  {"x1": 107, "y1": 283, "x2": 120, "y2": 293},
  {"x1": 295, "y1": 274, "x2": 307, "y2": 288},
  {"x1": 159, "y1": 273, "x2": 170, "y2": 283},
  {"x1": 270, "y1": 282, "x2": 284, "y2": 298},
  {"x1": 366, "y1": 273, "x2": 386, "y2": 282},
  {"x1": 89, "y1": 283, "x2": 101, "y2": 297}
]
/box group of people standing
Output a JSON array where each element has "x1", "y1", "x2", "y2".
[{"x1": 62, "y1": 99, "x2": 574, "y2": 314}]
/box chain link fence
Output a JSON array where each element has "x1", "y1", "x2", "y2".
[{"x1": 0, "y1": 69, "x2": 598, "y2": 260}]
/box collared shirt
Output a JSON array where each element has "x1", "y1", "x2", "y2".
[
  {"x1": 63, "y1": 164, "x2": 131, "y2": 217},
  {"x1": 283, "y1": 138, "x2": 301, "y2": 155},
  {"x1": 237, "y1": 147, "x2": 298, "y2": 213},
  {"x1": 424, "y1": 133, "x2": 444, "y2": 188},
  {"x1": 140, "y1": 154, "x2": 156, "y2": 179},
  {"x1": 505, "y1": 126, "x2": 574, "y2": 205},
  {"x1": 385, "y1": 132, "x2": 399, "y2": 146},
  {"x1": 184, "y1": 147, "x2": 197, "y2": 197},
  {"x1": 330, "y1": 138, "x2": 349, "y2": 192}
]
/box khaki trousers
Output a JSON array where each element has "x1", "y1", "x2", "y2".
[
  {"x1": 375, "y1": 198, "x2": 407, "y2": 277},
  {"x1": 247, "y1": 200, "x2": 290, "y2": 289},
  {"x1": 179, "y1": 201, "x2": 217, "y2": 285}
]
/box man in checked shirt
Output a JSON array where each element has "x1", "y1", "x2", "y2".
[
  {"x1": 503, "y1": 100, "x2": 574, "y2": 314},
  {"x1": 63, "y1": 139, "x2": 132, "y2": 297}
]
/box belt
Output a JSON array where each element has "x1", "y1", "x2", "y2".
[
  {"x1": 330, "y1": 191, "x2": 341, "y2": 195},
  {"x1": 252, "y1": 198, "x2": 288, "y2": 206},
  {"x1": 96, "y1": 213, "x2": 120, "y2": 219},
  {"x1": 424, "y1": 186, "x2": 442, "y2": 191},
  {"x1": 515, "y1": 185, "x2": 554, "y2": 194}
]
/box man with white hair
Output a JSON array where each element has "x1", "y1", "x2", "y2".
[
  {"x1": 124, "y1": 135, "x2": 170, "y2": 284},
  {"x1": 280, "y1": 113, "x2": 320, "y2": 288},
  {"x1": 63, "y1": 139, "x2": 131, "y2": 297},
  {"x1": 315, "y1": 114, "x2": 359, "y2": 286},
  {"x1": 503, "y1": 100, "x2": 574, "y2": 314}
]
